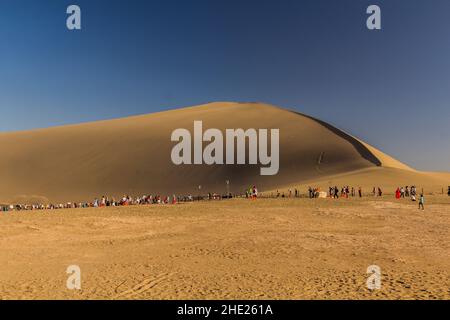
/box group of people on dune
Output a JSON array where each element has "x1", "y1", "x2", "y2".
[
  {"x1": 1, "y1": 193, "x2": 204, "y2": 212},
  {"x1": 94, "y1": 194, "x2": 180, "y2": 207},
  {"x1": 0, "y1": 183, "x2": 441, "y2": 213},
  {"x1": 306, "y1": 186, "x2": 368, "y2": 198},
  {"x1": 273, "y1": 189, "x2": 300, "y2": 198},
  {"x1": 245, "y1": 186, "x2": 258, "y2": 199},
  {"x1": 0, "y1": 186, "x2": 258, "y2": 212},
  {"x1": 302, "y1": 185, "x2": 426, "y2": 210},
  {"x1": 330, "y1": 186, "x2": 366, "y2": 198},
  {"x1": 394, "y1": 186, "x2": 416, "y2": 200},
  {"x1": 395, "y1": 186, "x2": 425, "y2": 209}
]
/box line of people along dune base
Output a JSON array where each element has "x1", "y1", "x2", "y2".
[{"x1": 2, "y1": 185, "x2": 448, "y2": 213}]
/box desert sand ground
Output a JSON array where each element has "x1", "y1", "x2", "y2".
[{"x1": 1, "y1": 196, "x2": 449, "y2": 300}]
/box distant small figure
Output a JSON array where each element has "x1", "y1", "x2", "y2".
[
  {"x1": 410, "y1": 186, "x2": 417, "y2": 201},
  {"x1": 395, "y1": 188, "x2": 401, "y2": 199},
  {"x1": 252, "y1": 185, "x2": 258, "y2": 200},
  {"x1": 405, "y1": 186, "x2": 410, "y2": 197},
  {"x1": 419, "y1": 194, "x2": 425, "y2": 210},
  {"x1": 333, "y1": 186, "x2": 339, "y2": 199},
  {"x1": 358, "y1": 187, "x2": 362, "y2": 198}
]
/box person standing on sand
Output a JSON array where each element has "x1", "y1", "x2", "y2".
[
  {"x1": 358, "y1": 187, "x2": 362, "y2": 198},
  {"x1": 101, "y1": 196, "x2": 106, "y2": 207},
  {"x1": 252, "y1": 186, "x2": 258, "y2": 200},
  {"x1": 410, "y1": 186, "x2": 417, "y2": 200},
  {"x1": 395, "y1": 188, "x2": 401, "y2": 199},
  {"x1": 419, "y1": 194, "x2": 425, "y2": 210},
  {"x1": 334, "y1": 186, "x2": 339, "y2": 199}
]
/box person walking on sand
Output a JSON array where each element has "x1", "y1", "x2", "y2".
[
  {"x1": 358, "y1": 187, "x2": 362, "y2": 198},
  {"x1": 334, "y1": 186, "x2": 339, "y2": 199},
  {"x1": 419, "y1": 194, "x2": 425, "y2": 210}
]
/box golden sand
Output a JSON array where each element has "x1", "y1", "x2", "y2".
[{"x1": 1, "y1": 197, "x2": 449, "y2": 300}]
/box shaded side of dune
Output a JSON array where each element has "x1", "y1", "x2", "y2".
[{"x1": 287, "y1": 110, "x2": 382, "y2": 167}]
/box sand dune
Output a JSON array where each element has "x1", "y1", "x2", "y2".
[{"x1": 0, "y1": 102, "x2": 447, "y2": 203}]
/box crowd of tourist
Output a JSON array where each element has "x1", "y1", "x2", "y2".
[
  {"x1": 0, "y1": 187, "x2": 258, "y2": 212},
  {"x1": 1, "y1": 193, "x2": 210, "y2": 212},
  {"x1": 1, "y1": 184, "x2": 447, "y2": 213},
  {"x1": 305, "y1": 186, "x2": 376, "y2": 198}
]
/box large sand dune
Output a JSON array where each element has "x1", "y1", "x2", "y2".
[{"x1": 0, "y1": 102, "x2": 447, "y2": 203}]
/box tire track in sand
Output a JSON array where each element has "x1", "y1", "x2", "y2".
[{"x1": 112, "y1": 272, "x2": 176, "y2": 299}]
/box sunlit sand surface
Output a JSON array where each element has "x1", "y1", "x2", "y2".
[{"x1": 1, "y1": 196, "x2": 449, "y2": 300}]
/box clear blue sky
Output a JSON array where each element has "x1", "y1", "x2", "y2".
[{"x1": 1, "y1": 0, "x2": 449, "y2": 171}]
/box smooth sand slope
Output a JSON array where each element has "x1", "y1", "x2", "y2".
[{"x1": 0, "y1": 102, "x2": 447, "y2": 203}]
